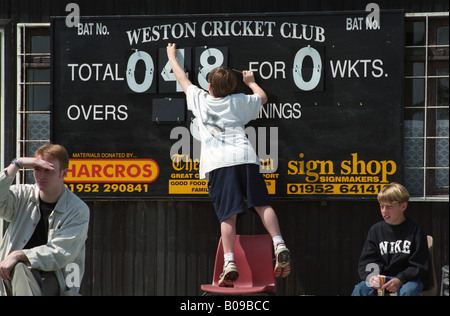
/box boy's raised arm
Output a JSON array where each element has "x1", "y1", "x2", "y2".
[
  {"x1": 242, "y1": 70, "x2": 268, "y2": 105},
  {"x1": 166, "y1": 43, "x2": 192, "y2": 94}
]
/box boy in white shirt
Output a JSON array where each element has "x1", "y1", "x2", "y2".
[{"x1": 167, "y1": 43, "x2": 291, "y2": 286}]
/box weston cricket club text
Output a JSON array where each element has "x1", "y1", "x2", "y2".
[{"x1": 125, "y1": 20, "x2": 326, "y2": 45}]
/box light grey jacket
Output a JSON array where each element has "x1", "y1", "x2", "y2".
[{"x1": 0, "y1": 170, "x2": 90, "y2": 296}]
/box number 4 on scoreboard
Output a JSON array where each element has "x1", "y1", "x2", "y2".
[{"x1": 158, "y1": 47, "x2": 192, "y2": 93}]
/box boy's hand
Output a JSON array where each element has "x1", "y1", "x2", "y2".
[
  {"x1": 369, "y1": 275, "x2": 382, "y2": 288},
  {"x1": 6, "y1": 157, "x2": 54, "y2": 177},
  {"x1": 382, "y1": 278, "x2": 403, "y2": 293},
  {"x1": 241, "y1": 70, "x2": 268, "y2": 105},
  {"x1": 0, "y1": 250, "x2": 28, "y2": 281},
  {"x1": 242, "y1": 70, "x2": 255, "y2": 86},
  {"x1": 19, "y1": 157, "x2": 54, "y2": 170},
  {"x1": 165, "y1": 42, "x2": 192, "y2": 94},
  {"x1": 167, "y1": 43, "x2": 177, "y2": 60},
  {"x1": 369, "y1": 275, "x2": 403, "y2": 293}
]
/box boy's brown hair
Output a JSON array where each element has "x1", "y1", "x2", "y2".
[
  {"x1": 208, "y1": 67, "x2": 237, "y2": 97},
  {"x1": 377, "y1": 182, "x2": 410, "y2": 205},
  {"x1": 34, "y1": 144, "x2": 70, "y2": 170}
]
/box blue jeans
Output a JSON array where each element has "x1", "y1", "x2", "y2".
[{"x1": 351, "y1": 278, "x2": 423, "y2": 296}]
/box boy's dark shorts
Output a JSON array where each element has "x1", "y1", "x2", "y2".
[{"x1": 208, "y1": 163, "x2": 271, "y2": 223}]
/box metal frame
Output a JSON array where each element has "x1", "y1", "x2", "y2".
[
  {"x1": 16, "y1": 23, "x2": 51, "y2": 183},
  {"x1": 405, "y1": 13, "x2": 449, "y2": 201}
]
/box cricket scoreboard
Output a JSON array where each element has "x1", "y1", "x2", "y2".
[{"x1": 51, "y1": 10, "x2": 404, "y2": 199}]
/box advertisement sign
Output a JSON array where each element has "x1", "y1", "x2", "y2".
[{"x1": 51, "y1": 10, "x2": 404, "y2": 199}]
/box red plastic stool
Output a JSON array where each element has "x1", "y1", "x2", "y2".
[{"x1": 201, "y1": 234, "x2": 276, "y2": 295}]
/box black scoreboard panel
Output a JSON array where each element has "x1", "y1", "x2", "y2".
[{"x1": 51, "y1": 11, "x2": 404, "y2": 199}]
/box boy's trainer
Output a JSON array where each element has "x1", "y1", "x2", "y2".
[
  {"x1": 218, "y1": 261, "x2": 239, "y2": 287},
  {"x1": 274, "y1": 244, "x2": 291, "y2": 278}
]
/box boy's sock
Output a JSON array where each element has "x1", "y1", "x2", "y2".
[
  {"x1": 224, "y1": 253, "x2": 235, "y2": 266},
  {"x1": 272, "y1": 235, "x2": 285, "y2": 249}
]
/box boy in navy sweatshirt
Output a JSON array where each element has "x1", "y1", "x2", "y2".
[{"x1": 352, "y1": 183, "x2": 429, "y2": 296}]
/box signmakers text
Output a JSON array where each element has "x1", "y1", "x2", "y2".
[{"x1": 288, "y1": 153, "x2": 397, "y2": 183}]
